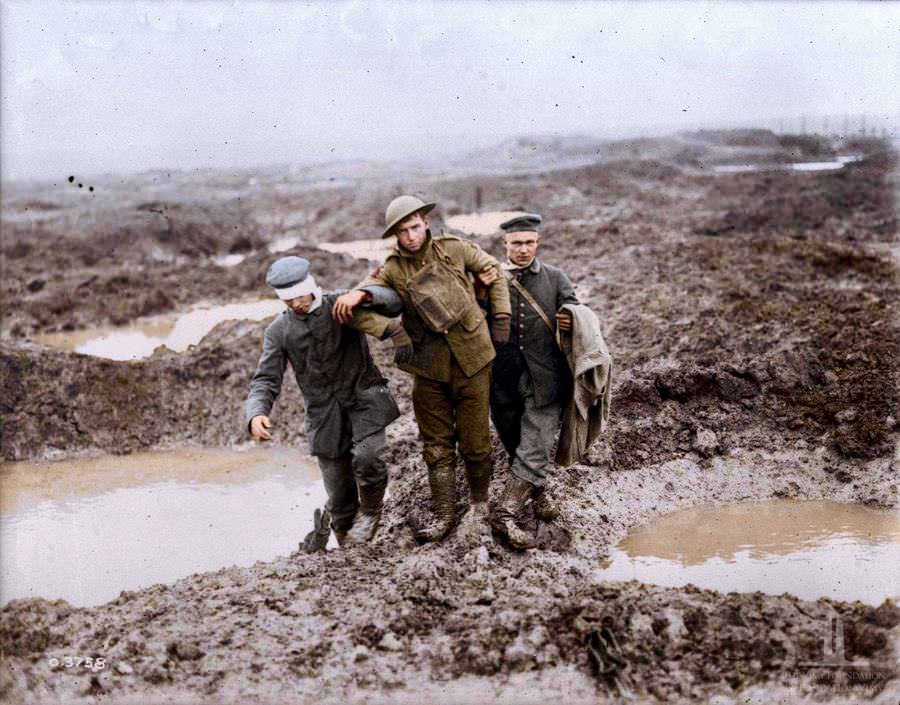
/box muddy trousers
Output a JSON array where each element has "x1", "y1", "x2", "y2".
[
  {"x1": 316, "y1": 429, "x2": 387, "y2": 533},
  {"x1": 411, "y1": 359, "x2": 492, "y2": 502},
  {"x1": 491, "y1": 372, "x2": 562, "y2": 488}
]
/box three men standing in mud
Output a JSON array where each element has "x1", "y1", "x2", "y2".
[{"x1": 246, "y1": 195, "x2": 598, "y2": 550}]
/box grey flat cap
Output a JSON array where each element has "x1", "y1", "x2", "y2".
[
  {"x1": 266, "y1": 256, "x2": 311, "y2": 289},
  {"x1": 500, "y1": 213, "x2": 542, "y2": 233}
]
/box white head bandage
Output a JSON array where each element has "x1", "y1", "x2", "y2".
[
  {"x1": 274, "y1": 274, "x2": 322, "y2": 306},
  {"x1": 274, "y1": 274, "x2": 317, "y2": 300}
]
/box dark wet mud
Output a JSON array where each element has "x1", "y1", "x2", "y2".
[{"x1": 1, "y1": 131, "x2": 897, "y2": 703}]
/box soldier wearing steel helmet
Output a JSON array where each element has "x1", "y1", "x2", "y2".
[
  {"x1": 333, "y1": 196, "x2": 512, "y2": 542},
  {"x1": 245, "y1": 256, "x2": 410, "y2": 549}
]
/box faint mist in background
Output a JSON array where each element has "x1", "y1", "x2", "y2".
[{"x1": 2, "y1": 0, "x2": 898, "y2": 181}]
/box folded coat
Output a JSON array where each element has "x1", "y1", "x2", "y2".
[{"x1": 554, "y1": 303, "x2": 612, "y2": 467}]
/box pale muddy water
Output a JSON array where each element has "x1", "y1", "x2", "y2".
[
  {"x1": 0, "y1": 446, "x2": 328, "y2": 607},
  {"x1": 213, "y1": 252, "x2": 247, "y2": 267},
  {"x1": 445, "y1": 210, "x2": 528, "y2": 235},
  {"x1": 713, "y1": 155, "x2": 861, "y2": 174},
  {"x1": 268, "y1": 234, "x2": 301, "y2": 253},
  {"x1": 596, "y1": 499, "x2": 900, "y2": 605},
  {"x1": 318, "y1": 237, "x2": 396, "y2": 261},
  {"x1": 35, "y1": 299, "x2": 284, "y2": 361}
]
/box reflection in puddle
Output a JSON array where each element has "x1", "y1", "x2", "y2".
[
  {"x1": 36, "y1": 299, "x2": 284, "y2": 361},
  {"x1": 445, "y1": 210, "x2": 528, "y2": 235},
  {"x1": 713, "y1": 155, "x2": 861, "y2": 174},
  {"x1": 318, "y1": 237, "x2": 395, "y2": 261},
  {"x1": 213, "y1": 253, "x2": 246, "y2": 267},
  {"x1": 0, "y1": 446, "x2": 328, "y2": 607},
  {"x1": 596, "y1": 500, "x2": 900, "y2": 605},
  {"x1": 268, "y1": 235, "x2": 301, "y2": 253}
]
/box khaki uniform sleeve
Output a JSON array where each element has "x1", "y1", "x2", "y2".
[
  {"x1": 346, "y1": 308, "x2": 392, "y2": 339},
  {"x1": 351, "y1": 261, "x2": 398, "y2": 339},
  {"x1": 458, "y1": 240, "x2": 511, "y2": 317},
  {"x1": 357, "y1": 263, "x2": 393, "y2": 291}
]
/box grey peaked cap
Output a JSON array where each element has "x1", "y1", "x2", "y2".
[
  {"x1": 499, "y1": 213, "x2": 542, "y2": 233},
  {"x1": 266, "y1": 256, "x2": 311, "y2": 289}
]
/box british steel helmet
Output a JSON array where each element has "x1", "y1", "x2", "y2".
[{"x1": 382, "y1": 195, "x2": 435, "y2": 238}]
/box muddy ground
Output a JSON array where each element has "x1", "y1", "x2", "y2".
[{"x1": 1, "y1": 130, "x2": 898, "y2": 703}]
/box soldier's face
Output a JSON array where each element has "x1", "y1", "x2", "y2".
[
  {"x1": 394, "y1": 213, "x2": 428, "y2": 252},
  {"x1": 505, "y1": 231, "x2": 540, "y2": 267},
  {"x1": 285, "y1": 293, "x2": 315, "y2": 315}
]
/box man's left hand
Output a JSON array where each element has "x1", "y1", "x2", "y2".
[{"x1": 555, "y1": 311, "x2": 573, "y2": 332}]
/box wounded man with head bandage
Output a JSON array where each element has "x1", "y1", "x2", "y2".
[{"x1": 244, "y1": 256, "x2": 410, "y2": 550}]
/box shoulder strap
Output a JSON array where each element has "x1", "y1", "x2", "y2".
[{"x1": 505, "y1": 271, "x2": 556, "y2": 336}]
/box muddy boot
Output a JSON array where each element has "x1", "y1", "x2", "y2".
[
  {"x1": 414, "y1": 461, "x2": 457, "y2": 543},
  {"x1": 533, "y1": 485, "x2": 560, "y2": 521},
  {"x1": 458, "y1": 458, "x2": 492, "y2": 542},
  {"x1": 457, "y1": 500, "x2": 491, "y2": 543},
  {"x1": 333, "y1": 528, "x2": 349, "y2": 547},
  {"x1": 491, "y1": 476, "x2": 537, "y2": 550},
  {"x1": 345, "y1": 481, "x2": 386, "y2": 545}
]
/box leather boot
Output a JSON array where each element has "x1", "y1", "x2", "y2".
[
  {"x1": 414, "y1": 461, "x2": 457, "y2": 543},
  {"x1": 345, "y1": 481, "x2": 387, "y2": 545},
  {"x1": 533, "y1": 485, "x2": 560, "y2": 521},
  {"x1": 333, "y1": 528, "x2": 349, "y2": 547},
  {"x1": 465, "y1": 458, "x2": 492, "y2": 504},
  {"x1": 490, "y1": 476, "x2": 537, "y2": 549},
  {"x1": 459, "y1": 458, "x2": 492, "y2": 542}
]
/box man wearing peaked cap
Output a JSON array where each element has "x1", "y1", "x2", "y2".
[
  {"x1": 499, "y1": 213, "x2": 543, "y2": 233},
  {"x1": 477, "y1": 212, "x2": 579, "y2": 549},
  {"x1": 332, "y1": 195, "x2": 512, "y2": 544},
  {"x1": 245, "y1": 255, "x2": 410, "y2": 550}
]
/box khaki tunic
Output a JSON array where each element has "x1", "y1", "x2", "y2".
[{"x1": 356, "y1": 232, "x2": 511, "y2": 382}]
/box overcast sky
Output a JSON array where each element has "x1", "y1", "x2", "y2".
[{"x1": 2, "y1": 0, "x2": 898, "y2": 180}]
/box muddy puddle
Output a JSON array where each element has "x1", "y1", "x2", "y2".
[
  {"x1": 713, "y1": 155, "x2": 861, "y2": 174},
  {"x1": 445, "y1": 210, "x2": 528, "y2": 235},
  {"x1": 268, "y1": 234, "x2": 301, "y2": 253},
  {"x1": 0, "y1": 446, "x2": 327, "y2": 607},
  {"x1": 35, "y1": 299, "x2": 284, "y2": 361},
  {"x1": 317, "y1": 237, "x2": 396, "y2": 261},
  {"x1": 596, "y1": 499, "x2": 900, "y2": 605},
  {"x1": 213, "y1": 253, "x2": 246, "y2": 267}
]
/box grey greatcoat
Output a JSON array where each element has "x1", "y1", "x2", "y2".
[
  {"x1": 245, "y1": 289, "x2": 401, "y2": 458},
  {"x1": 490, "y1": 258, "x2": 579, "y2": 408}
]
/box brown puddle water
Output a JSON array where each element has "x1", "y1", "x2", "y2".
[
  {"x1": 596, "y1": 499, "x2": 900, "y2": 605},
  {"x1": 1, "y1": 446, "x2": 327, "y2": 607},
  {"x1": 445, "y1": 210, "x2": 528, "y2": 235},
  {"x1": 35, "y1": 299, "x2": 284, "y2": 361}
]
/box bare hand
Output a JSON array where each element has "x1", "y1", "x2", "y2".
[
  {"x1": 332, "y1": 290, "x2": 367, "y2": 323},
  {"x1": 477, "y1": 265, "x2": 499, "y2": 286},
  {"x1": 250, "y1": 415, "x2": 273, "y2": 441},
  {"x1": 555, "y1": 311, "x2": 573, "y2": 332}
]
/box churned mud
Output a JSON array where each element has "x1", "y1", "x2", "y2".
[{"x1": 1, "y1": 130, "x2": 898, "y2": 704}]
